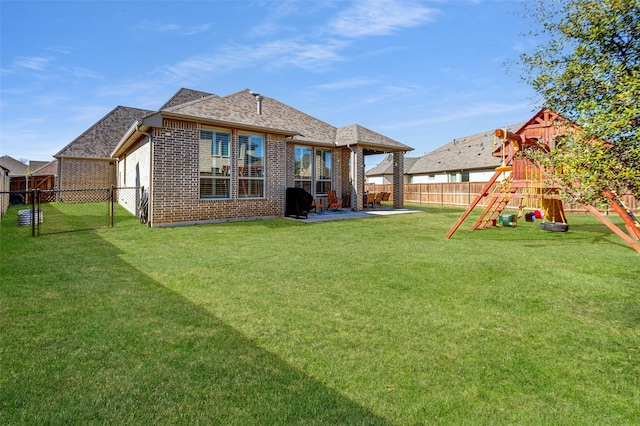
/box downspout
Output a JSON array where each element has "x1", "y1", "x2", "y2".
[{"x1": 136, "y1": 122, "x2": 153, "y2": 227}]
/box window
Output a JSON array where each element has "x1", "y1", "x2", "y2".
[
  {"x1": 238, "y1": 133, "x2": 265, "y2": 198},
  {"x1": 461, "y1": 171, "x2": 469, "y2": 182},
  {"x1": 200, "y1": 129, "x2": 231, "y2": 198},
  {"x1": 294, "y1": 146, "x2": 313, "y2": 193},
  {"x1": 315, "y1": 148, "x2": 332, "y2": 194},
  {"x1": 294, "y1": 145, "x2": 332, "y2": 195}
]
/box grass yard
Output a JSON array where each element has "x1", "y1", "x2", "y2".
[{"x1": 1, "y1": 204, "x2": 638, "y2": 425}]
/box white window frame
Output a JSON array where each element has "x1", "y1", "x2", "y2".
[
  {"x1": 199, "y1": 128, "x2": 231, "y2": 199},
  {"x1": 294, "y1": 145, "x2": 313, "y2": 194},
  {"x1": 315, "y1": 148, "x2": 332, "y2": 195},
  {"x1": 238, "y1": 132, "x2": 265, "y2": 199}
]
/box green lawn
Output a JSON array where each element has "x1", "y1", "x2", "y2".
[{"x1": 1, "y1": 204, "x2": 638, "y2": 425}]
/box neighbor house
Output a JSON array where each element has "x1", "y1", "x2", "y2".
[
  {"x1": 0, "y1": 165, "x2": 9, "y2": 216},
  {"x1": 408, "y1": 126, "x2": 522, "y2": 183},
  {"x1": 53, "y1": 88, "x2": 214, "y2": 204},
  {"x1": 0, "y1": 155, "x2": 30, "y2": 194},
  {"x1": 29, "y1": 160, "x2": 58, "y2": 191},
  {"x1": 365, "y1": 155, "x2": 419, "y2": 185},
  {"x1": 111, "y1": 88, "x2": 412, "y2": 226},
  {"x1": 54, "y1": 106, "x2": 156, "y2": 191},
  {"x1": 366, "y1": 123, "x2": 523, "y2": 184}
]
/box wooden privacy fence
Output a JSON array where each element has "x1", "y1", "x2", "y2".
[{"x1": 365, "y1": 182, "x2": 638, "y2": 213}]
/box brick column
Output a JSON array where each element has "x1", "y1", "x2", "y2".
[
  {"x1": 352, "y1": 146, "x2": 365, "y2": 210},
  {"x1": 393, "y1": 151, "x2": 404, "y2": 209}
]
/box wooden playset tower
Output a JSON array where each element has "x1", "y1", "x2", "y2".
[{"x1": 445, "y1": 109, "x2": 640, "y2": 253}]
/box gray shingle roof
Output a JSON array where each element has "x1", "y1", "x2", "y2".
[
  {"x1": 366, "y1": 153, "x2": 419, "y2": 176},
  {"x1": 159, "y1": 88, "x2": 217, "y2": 110},
  {"x1": 408, "y1": 123, "x2": 524, "y2": 174},
  {"x1": 29, "y1": 160, "x2": 49, "y2": 171},
  {"x1": 0, "y1": 155, "x2": 29, "y2": 176},
  {"x1": 55, "y1": 106, "x2": 155, "y2": 158},
  {"x1": 162, "y1": 89, "x2": 412, "y2": 151},
  {"x1": 31, "y1": 160, "x2": 58, "y2": 176},
  {"x1": 163, "y1": 89, "x2": 337, "y2": 143},
  {"x1": 336, "y1": 124, "x2": 413, "y2": 152}
]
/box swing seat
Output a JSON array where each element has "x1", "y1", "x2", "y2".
[
  {"x1": 540, "y1": 221, "x2": 569, "y2": 232},
  {"x1": 495, "y1": 164, "x2": 513, "y2": 173},
  {"x1": 498, "y1": 214, "x2": 517, "y2": 227}
]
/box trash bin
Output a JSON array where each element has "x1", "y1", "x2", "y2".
[{"x1": 18, "y1": 209, "x2": 43, "y2": 226}]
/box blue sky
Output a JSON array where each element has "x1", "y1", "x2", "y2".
[{"x1": 1, "y1": 0, "x2": 541, "y2": 168}]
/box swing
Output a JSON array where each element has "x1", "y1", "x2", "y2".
[
  {"x1": 523, "y1": 155, "x2": 543, "y2": 222},
  {"x1": 494, "y1": 128, "x2": 513, "y2": 173}
]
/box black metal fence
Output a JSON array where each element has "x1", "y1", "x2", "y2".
[{"x1": 0, "y1": 186, "x2": 141, "y2": 236}]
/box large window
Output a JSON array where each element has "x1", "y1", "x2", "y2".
[
  {"x1": 294, "y1": 146, "x2": 313, "y2": 193},
  {"x1": 294, "y1": 145, "x2": 332, "y2": 194},
  {"x1": 200, "y1": 129, "x2": 231, "y2": 198},
  {"x1": 315, "y1": 148, "x2": 332, "y2": 194},
  {"x1": 238, "y1": 133, "x2": 265, "y2": 198}
]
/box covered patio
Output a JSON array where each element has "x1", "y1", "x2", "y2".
[{"x1": 336, "y1": 125, "x2": 412, "y2": 212}]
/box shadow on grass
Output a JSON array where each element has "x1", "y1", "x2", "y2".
[{"x1": 1, "y1": 225, "x2": 389, "y2": 425}]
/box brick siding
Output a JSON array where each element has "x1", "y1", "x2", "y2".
[{"x1": 149, "y1": 119, "x2": 289, "y2": 226}]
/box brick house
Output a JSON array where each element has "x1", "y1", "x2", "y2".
[
  {"x1": 54, "y1": 88, "x2": 213, "y2": 194},
  {"x1": 112, "y1": 88, "x2": 412, "y2": 227},
  {"x1": 54, "y1": 106, "x2": 155, "y2": 192}
]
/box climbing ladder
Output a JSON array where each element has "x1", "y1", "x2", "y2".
[{"x1": 472, "y1": 192, "x2": 513, "y2": 230}]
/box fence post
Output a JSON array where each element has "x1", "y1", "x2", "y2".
[
  {"x1": 31, "y1": 189, "x2": 37, "y2": 236},
  {"x1": 110, "y1": 186, "x2": 115, "y2": 227}
]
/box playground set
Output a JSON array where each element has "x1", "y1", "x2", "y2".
[{"x1": 445, "y1": 109, "x2": 640, "y2": 253}]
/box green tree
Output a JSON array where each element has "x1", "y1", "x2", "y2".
[{"x1": 518, "y1": 0, "x2": 640, "y2": 204}]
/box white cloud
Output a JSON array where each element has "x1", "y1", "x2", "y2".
[
  {"x1": 135, "y1": 20, "x2": 211, "y2": 35},
  {"x1": 328, "y1": 0, "x2": 438, "y2": 38},
  {"x1": 313, "y1": 78, "x2": 379, "y2": 90},
  {"x1": 180, "y1": 24, "x2": 212, "y2": 36},
  {"x1": 13, "y1": 56, "x2": 55, "y2": 71},
  {"x1": 381, "y1": 102, "x2": 533, "y2": 130},
  {"x1": 61, "y1": 66, "x2": 103, "y2": 80},
  {"x1": 160, "y1": 38, "x2": 348, "y2": 80}
]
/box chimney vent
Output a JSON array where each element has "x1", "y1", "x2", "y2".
[{"x1": 250, "y1": 91, "x2": 263, "y2": 115}]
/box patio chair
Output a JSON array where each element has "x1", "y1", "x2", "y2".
[
  {"x1": 374, "y1": 192, "x2": 384, "y2": 208},
  {"x1": 327, "y1": 190, "x2": 342, "y2": 211},
  {"x1": 364, "y1": 192, "x2": 375, "y2": 208},
  {"x1": 313, "y1": 198, "x2": 323, "y2": 214},
  {"x1": 382, "y1": 192, "x2": 391, "y2": 202}
]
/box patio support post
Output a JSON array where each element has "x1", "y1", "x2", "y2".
[
  {"x1": 393, "y1": 151, "x2": 405, "y2": 209},
  {"x1": 352, "y1": 146, "x2": 365, "y2": 211}
]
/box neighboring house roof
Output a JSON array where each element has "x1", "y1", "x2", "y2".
[
  {"x1": 366, "y1": 154, "x2": 419, "y2": 177},
  {"x1": 31, "y1": 160, "x2": 58, "y2": 176},
  {"x1": 158, "y1": 88, "x2": 412, "y2": 152},
  {"x1": 55, "y1": 106, "x2": 155, "y2": 159},
  {"x1": 29, "y1": 160, "x2": 49, "y2": 171},
  {"x1": 408, "y1": 123, "x2": 524, "y2": 175},
  {"x1": 159, "y1": 88, "x2": 217, "y2": 110},
  {"x1": 0, "y1": 155, "x2": 29, "y2": 176}
]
